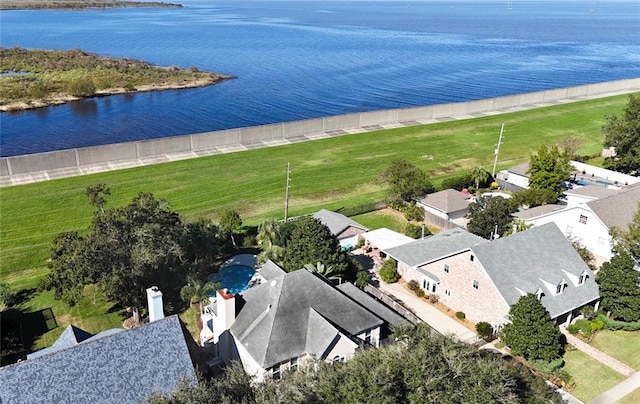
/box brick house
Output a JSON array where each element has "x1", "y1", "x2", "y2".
[{"x1": 386, "y1": 224, "x2": 599, "y2": 330}]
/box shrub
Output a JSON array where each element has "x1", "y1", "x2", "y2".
[
  {"x1": 598, "y1": 313, "x2": 640, "y2": 331},
  {"x1": 455, "y1": 311, "x2": 466, "y2": 320},
  {"x1": 441, "y1": 173, "x2": 474, "y2": 191},
  {"x1": 0, "y1": 283, "x2": 16, "y2": 307},
  {"x1": 476, "y1": 321, "x2": 494, "y2": 341},
  {"x1": 566, "y1": 323, "x2": 580, "y2": 334},
  {"x1": 67, "y1": 78, "x2": 96, "y2": 96},
  {"x1": 528, "y1": 358, "x2": 564, "y2": 374},
  {"x1": 581, "y1": 305, "x2": 596, "y2": 320},
  {"x1": 404, "y1": 223, "x2": 423, "y2": 239},
  {"x1": 415, "y1": 288, "x2": 425, "y2": 298},
  {"x1": 355, "y1": 239, "x2": 365, "y2": 248},
  {"x1": 403, "y1": 203, "x2": 425, "y2": 222},
  {"x1": 355, "y1": 270, "x2": 369, "y2": 289},
  {"x1": 490, "y1": 181, "x2": 499, "y2": 190},
  {"x1": 379, "y1": 259, "x2": 400, "y2": 284},
  {"x1": 428, "y1": 294, "x2": 439, "y2": 304},
  {"x1": 407, "y1": 280, "x2": 420, "y2": 292},
  {"x1": 590, "y1": 317, "x2": 605, "y2": 331}
]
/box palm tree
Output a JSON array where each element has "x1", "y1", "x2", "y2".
[
  {"x1": 257, "y1": 219, "x2": 284, "y2": 263},
  {"x1": 180, "y1": 276, "x2": 219, "y2": 311},
  {"x1": 471, "y1": 166, "x2": 490, "y2": 191},
  {"x1": 304, "y1": 262, "x2": 342, "y2": 283}
]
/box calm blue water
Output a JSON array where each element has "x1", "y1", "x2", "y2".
[
  {"x1": 208, "y1": 264, "x2": 254, "y2": 295},
  {"x1": 1, "y1": 0, "x2": 639, "y2": 156}
]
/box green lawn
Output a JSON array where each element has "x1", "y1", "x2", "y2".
[
  {"x1": 590, "y1": 330, "x2": 640, "y2": 370},
  {"x1": 0, "y1": 94, "x2": 635, "y2": 355},
  {"x1": 351, "y1": 209, "x2": 408, "y2": 234},
  {"x1": 563, "y1": 349, "x2": 626, "y2": 402}
]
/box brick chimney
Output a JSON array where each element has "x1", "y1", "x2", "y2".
[{"x1": 146, "y1": 286, "x2": 165, "y2": 322}]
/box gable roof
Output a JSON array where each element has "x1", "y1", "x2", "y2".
[
  {"x1": 507, "y1": 162, "x2": 530, "y2": 177},
  {"x1": 471, "y1": 223, "x2": 599, "y2": 319},
  {"x1": 336, "y1": 283, "x2": 410, "y2": 327},
  {"x1": 418, "y1": 189, "x2": 471, "y2": 214},
  {"x1": 27, "y1": 325, "x2": 94, "y2": 360},
  {"x1": 564, "y1": 185, "x2": 619, "y2": 199},
  {"x1": 386, "y1": 228, "x2": 487, "y2": 267},
  {"x1": 0, "y1": 315, "x2": 198, "y2": 404},
  {"x1": 230, "y1": 269, "x2": 383, "y2": 368},
  {"x1": 587, "y1": 186, "x2": 640, "y2": 230},
  {"x1": 259, "y1": 260, "x2": 287, "y2": 281},
  {"x1": 313, "y1": 209, "x2": 368, "y2": 237},
  {"x1": 513, "y1": 204, "x2": 564, "y2": 220}
]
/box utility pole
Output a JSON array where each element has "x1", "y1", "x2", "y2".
[
  {"x1": 492, "y1": 123, "x2": 505, "y2": 178},
  {"x1": 284, "y1": 162, "x2": 291, "y2": 222}
]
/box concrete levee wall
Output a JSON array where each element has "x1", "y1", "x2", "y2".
[{"x1": 3, "y1": 78, "x2": 639, "y2": 181}]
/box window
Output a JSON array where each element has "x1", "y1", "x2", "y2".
[
  {"x1": 290, "y1": 357, "x2": 298, "y2": 371},
  {"x1": 556, "y1": 284, "x2": 562, "y2": 294},
  {"x1": 432, "y1": 283, "x2": 436, "y2": 293},
  {"x1": 579, "y1": 215, "x2": 588, "y2": 224},
  {"x1": 578, "y1": 274, "x2": 586, "y2": 285},
  {"x1": 444, "y1": 289, "x2": 451, "y2": 296},
  {"x1": 472, "y1": 280, "x2": 479, "y2": 289},
  {"x1": 470, "y1": 255, "x2": 474, "y2": 262},
  {"x1": 556, "y1": 282, "x2": 567, "y2": 294},
  {"x1": 332, "y1": 355, "x2": 344, "y2": 363},
  {"x1": 423, "y1": 279, "x2": 428, "y2": 289},
  {"x1": 364, "y1": 330, "x2": 372, "y2": 345},
  {"x1": 272, "y1": 364, "x2": 281, "y2": 380},
  {"x1": 444, "y1": 264, "x2": 449, "y2": 273}
]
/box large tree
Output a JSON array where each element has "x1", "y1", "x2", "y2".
[
  {"x1": 527, "y1": 145, "x2": 571, "y2": 203},
  {"x1": 603, "y1": 94, "x2": 640, "y2": 174},
  {"x1": 611, "y1": 202, "x2": 640, "y2": 263},
  {"x1": 280, "y1": 217, "x2": 350, "y2": 275},
  {"x1": 43, "y1": 189, "x2": 217, "y2": 324},
  {"x1": 379, "y1": 159, "x2": 435, "y2": 201},
  {"x1": 597, "y1": 252, "x2": 640, "y2": 322},
  {"x1": 219, "y1": 209, "x2": 243, "y2": 248},
  {"x1": 466, "y1": 196, "x2": 514, "y2": 240},
  {"x1": 500, "y1": 294, "x2": 564, "y2": 362}
]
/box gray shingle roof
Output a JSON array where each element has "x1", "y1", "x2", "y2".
[
  {"x1": 587, "y1": 186, "x2": 640, "y2": 230},
  {"x1": 564, "y1": 185, "x2": 619, "y2": 199},
  {"x1": 386, "y1": 228, "x2": 487, "y2": 267},
  {"x1": 259, "y1": 260, "x2": 286, "y2": 281},
  {"x1": 230, "y1": 269, "x2": 382, "y2": 368},
  {"x1": 508, "y1": 162, "x2": 530, "y2": 177},
  {"x1": 472, "y1": 223, "x2": 599, "y2": 319},
  {"x1": 336, "y1": 283, "x2": 409, "y2": 327},
  {"x1": 418, "y1": 189, "x2": 470, "y2": 214},
  {"x1": 313, "y1": 209, "x2": 368, "y2": 236},
  {"x1": 0, "y1": 315, "x2": 198, "y2": 404},
  {"x1": 513, "y1": 204, "x2": 564, "y2": 220}
]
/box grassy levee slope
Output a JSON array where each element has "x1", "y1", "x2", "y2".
[{"x1": 0, "y1": 94, "x2": 634, "y2": 290}]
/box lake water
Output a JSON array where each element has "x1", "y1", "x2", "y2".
[{"x1": 1, "y1": 0, "x2": 639, "y2": 157}]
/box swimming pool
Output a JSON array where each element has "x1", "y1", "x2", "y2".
[{"x1": 208, "y1": 265, "x2": 255, "y2": 295}]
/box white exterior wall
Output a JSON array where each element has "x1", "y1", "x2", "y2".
[
  {"x1": 235, "y1": 339, "x2": 267, "y2": 382},
  {"x1": 340, "y1": 235, "x2": 359, "y2": 249},
  {"x1": 323, "y1": 333, "x2": 359, "y2": 363},
  {"x1": 525, "y1": 206, "x2": 613, "y2": 262},
  {"x1": 565, "y1": 193, "x2": 597, "y2": 207},
  {"x1": 571, "y1": 161, "x2": 640, "y2": 186},
  {"x1": 505, "y1": 172, "x2": 530, "y2": 188},
  {"x1": 356, "y1": 326, "x2": 381, "y2": 348},
  {"x1": 420, "y1": 204, "x2": 448, "y2": 220}
]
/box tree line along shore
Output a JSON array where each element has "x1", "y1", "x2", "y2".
[
  {"x1": 0, "y1": 47, "x2": 234, "y2": 112},
  {"x1": 0, "y1": 0, "x2": 183, "y2": 10}
]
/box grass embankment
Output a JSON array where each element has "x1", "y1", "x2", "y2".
[
  {"x1": 563, "y1": 350, "x2": 626, "y2": 402},
  {"x1": 0, "y1": 94, "x2": 634, "y2": 352},
  {"x1": 589, "y1": 330, "x2": 640, "y2": 370},
  {"x1": 0, "y1": 47, "x2": 233, "y2": 111},
  {"x1": 0, "y1": 0, "x2": 182, "y2": 10}
]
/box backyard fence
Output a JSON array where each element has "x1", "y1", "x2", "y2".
[
  {"x1": 336, "y1": 201, "x2": 387, "y2": 218},
  {"x1": 364, "y1": 284, "x2": 425, "y2": 328}
]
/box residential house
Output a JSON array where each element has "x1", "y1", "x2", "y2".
[
  {"x1": 201, "y1": 263, "x2": 409, "y2": 382},
  {"x1": 313, "y1": 208, "x2": 369, "y2": 249},
  {"x1": 386, "y1": 224, "x2": 599, "y2": 329},
  {"x1": 416, "y1": 189, "x2": 472, "y2": 228},
  {"x1": 0, "y1": 290, "x2": 201, "y2": 403},
  {"x1": 521, "y1": 185, "x2": 640, "y2": 263},
  {"x1": 563, "y1": 185, "x2": 619, "y2": 207}
]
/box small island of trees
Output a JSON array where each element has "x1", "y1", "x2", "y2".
[{"x1": 0, "y1": 47, "x2": 234, "y2": 111}]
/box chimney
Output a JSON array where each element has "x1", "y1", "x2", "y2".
[
  {"x1": 147, "y1": 286, "x2": 165, "y2": 322},
  {"x1": 215, "y1": 288, "x2": 236, "y2": 337}
]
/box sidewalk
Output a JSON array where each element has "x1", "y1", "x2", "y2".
[
  {"x1": 561, "y1": 328, "x2": 636, "y2": 377},
  {"x1": 376, "y1": 280, "x2": 477, "y2": 343},
  {"x1": 588, "y1": 372, "x2": 640, "y2": 404}
]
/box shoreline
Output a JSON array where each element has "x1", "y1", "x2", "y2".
[
  {"x1": 0, "y1": 75, "x2": 234, "y2": 112},
  {"x1": 0, "y1": 1, "x2": 183, "y2": 11}
]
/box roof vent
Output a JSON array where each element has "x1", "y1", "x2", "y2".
[{"x1": 270, "y1": 280, "x2": 277, "y2": 287}]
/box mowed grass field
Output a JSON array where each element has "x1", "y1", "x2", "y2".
[{"x1": 0, "y1": 93, "x2": 634, "y2": 292}]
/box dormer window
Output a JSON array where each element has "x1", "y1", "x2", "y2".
[
  {"x1": 578, "y1": 273, "x2": 588, "y2": 285},
  {"x1": 556, "y1": 280, "x2": 567, "y2": 294},
  {"x1": 536, "y1": 290, "x2": 544, "y2": 300}
]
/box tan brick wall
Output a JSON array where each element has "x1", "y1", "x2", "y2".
[{"x1": 405, "y1": 251, "x2": 511, "y2": 327}]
